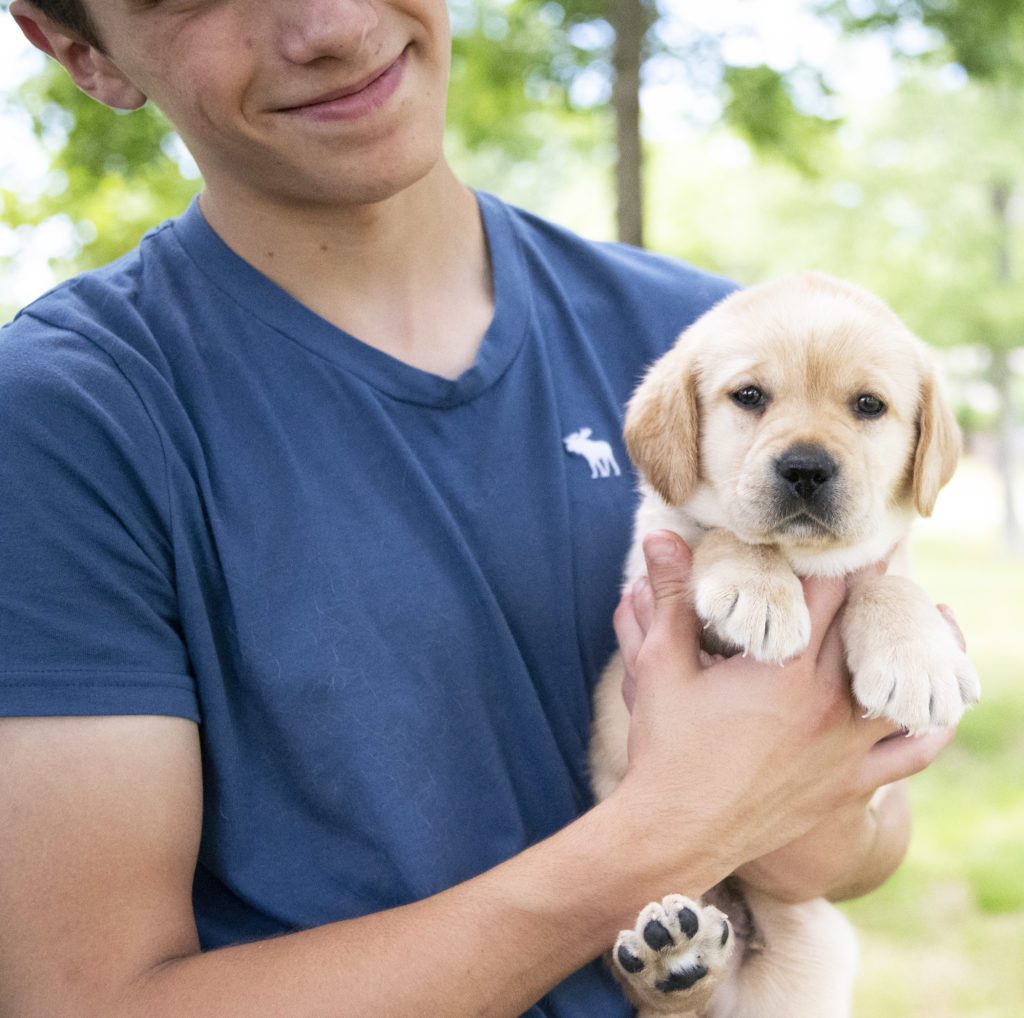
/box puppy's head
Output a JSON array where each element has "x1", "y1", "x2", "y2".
[{"x1": 625, "y1": 273, "x2": 960, "y2": 553}]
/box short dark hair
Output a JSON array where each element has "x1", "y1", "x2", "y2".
[{"x1": 23, "y1": 0, "x2": 105, "y2": 51}]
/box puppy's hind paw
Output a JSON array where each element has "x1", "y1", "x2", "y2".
[{"x1": 612, "y1": 895, "x2": 733, "y2": 1014}]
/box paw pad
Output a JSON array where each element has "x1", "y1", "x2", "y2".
[{"x1": 612, "y1": 894, "x2": 734, "y2": 1009}]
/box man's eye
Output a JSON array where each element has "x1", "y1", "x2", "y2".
[
  {"x1": 731, "y1": 385, "x2": 766, "y2": 408},
  {"x1": 855, "y1": 394, "x2": 887, "y2": 417}
]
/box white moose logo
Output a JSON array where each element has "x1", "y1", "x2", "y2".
[{"x1": 563, "y1": 428, "x2": 622, "y2": 479}]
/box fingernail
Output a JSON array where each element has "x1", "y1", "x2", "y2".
[{"x1": 645, "y1": 534, "x2": 679, "y2": 563}]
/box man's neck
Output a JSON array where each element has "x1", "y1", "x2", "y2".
[{"x1": 197, "y1": 163, "x2": 494, "y2": 379}]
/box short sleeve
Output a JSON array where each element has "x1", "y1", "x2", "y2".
[{"x1": 0, "y1": 314, "x2": 199, "y2": 721}]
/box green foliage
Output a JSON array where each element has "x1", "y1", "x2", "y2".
[
  {"x1": 447, "y1": 0, "x2": 614, "y2": 160},
  {"x1": 842, "y1": 530, "x2": 1024, "y2": 1015},
  {"x1": 645, "y1": 67, "x2": 1024, "y2": 357},
  {"x1": 722, "y1": 64, "x2": 837, "y2": 174},
  {"x1": 448, "y1": 0, "x2": 841, "y2": 192},
  {"x1": 1, "y1": 60, "x2": 198, "y2": 275},
  {"x1": 826, "y1": 0, "x2": 1024, "y2": 83}
]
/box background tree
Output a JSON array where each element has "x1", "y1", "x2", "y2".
[
  {"x1": 449, "y1": 0, "x2": 838, "y2": 246},
  {"x1": 826, "y1": 0, "x2": 1024, "y2": 549}
]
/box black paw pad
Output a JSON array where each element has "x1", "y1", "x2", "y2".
[
  {"x1": 643, "y1": 919, "x2": 674, "y2": 951},
  {"x1": 655, "y1": 964, "x2": 709, "y2": 993},
  {"x1": 677, "y1": 906, "x2": 699, "y2": 939},
  {"x1": 616, "y1": 945, "x2": 645, "y2": 974}
]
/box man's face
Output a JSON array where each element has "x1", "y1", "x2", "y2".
[{"x1": 82, "y1": 0, "x2": 452, "y2": 208}]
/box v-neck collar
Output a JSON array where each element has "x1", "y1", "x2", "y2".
[{"x1": 171, "y1": 191, "x2": 530, "y2": 408}]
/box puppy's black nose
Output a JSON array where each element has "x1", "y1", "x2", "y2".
[{"x1": 775, "y1": 445, "x2": 838, "y2": 502}]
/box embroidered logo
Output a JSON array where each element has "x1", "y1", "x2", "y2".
[{"x1": 563, "y1": 428, "x2": 622, "y2": 479}]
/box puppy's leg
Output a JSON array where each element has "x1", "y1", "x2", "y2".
[
  {"x1": 843, "y1": 574, "x2": 980, "y2": 734},
  {"x1": 612, "y1": 894, "x2": 735, "y2": 1016},
  {"x1": 706, "y1": 888, "x2": 858, "y2": 1018},
  {"x1": 691, "y1": 530, "x2": 810, "y2": 663},
  {"x1": 589, "y1": 651, "x2": 631, "y2": 803}
]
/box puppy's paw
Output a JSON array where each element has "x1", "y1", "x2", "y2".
[
  {"x1": 693, "y1": 563, "x2": 810, "y2": 664},
  {"x1": 844, "y1": 577, "x2": 981, "y2": 735},
  {"x1": 613, "y1": 895, "x2": 733, "y2": 1014}
]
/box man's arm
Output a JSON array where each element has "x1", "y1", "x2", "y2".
[
  {"x1": 0, "y1": 715, "x2": 700, "y2": 1018},
  {"x1": 733, "y1": 781, "x2": 915, "y2": 904},
  {"x1": 0, "y1": 536, "x2": 949, "y2": 1018}
]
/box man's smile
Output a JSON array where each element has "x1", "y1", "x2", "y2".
[{"x1": 275, "y1": 46, "x2": 410, "y2": 122}]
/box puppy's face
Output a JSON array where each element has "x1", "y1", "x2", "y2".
[{"x1": 625, "y1": 273, "x2": 960, "y2": 554}]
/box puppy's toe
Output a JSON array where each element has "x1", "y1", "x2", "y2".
[
  {"x1": 955, "y1": 654, "x2": 982, "y2": 707},
  {"x1": 845, "y1": 576, "x2": 981, "y2": 735},
  {"x1": 611, "y1": 895, "x2": 733, "y2": 1013},
  {"x1": 695, "y1": 570, "x2": 809, "y2": 664}
]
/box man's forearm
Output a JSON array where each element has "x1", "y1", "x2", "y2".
[
  {"x1": 826, "y1": 782, "x2": 912, "y2": 902},
  {"x1": 113, "y1": 796, "x2": 723, "y2": 1018},
  {"x1": 735, "y1": 782, "x2": 912, "y2": 905}
]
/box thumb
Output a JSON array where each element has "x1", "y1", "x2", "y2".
[
  {"x1": 641, "y1": 532, "x2": 698, "y2": 651},
  {"x1": 642, "y1": 531, "x2": 693, "y2": 604},
  {"x1": 634, "y1": 532, "x2": 701, "y2": 691}
]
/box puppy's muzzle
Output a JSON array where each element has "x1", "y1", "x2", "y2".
[{"x1": 774, "y1": 444, "x2": 838, "y2": 508}]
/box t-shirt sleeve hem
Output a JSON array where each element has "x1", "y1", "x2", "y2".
[{"x1": 0, "y1": 671, "x2": 200, "y2": 723}]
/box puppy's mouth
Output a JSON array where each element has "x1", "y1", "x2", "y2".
[{"x1": 772, "y1": 509, "x2": 839, "y2": 539}]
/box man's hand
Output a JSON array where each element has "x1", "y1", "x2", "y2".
[
  {"x1": 607, "y1": 531, "x2": 959, "y2": 897},
  {"x1": 733, "y1": 593, "x2": 966, "y2": 903}
]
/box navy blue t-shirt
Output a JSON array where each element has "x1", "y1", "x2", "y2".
[{"x1": 0, "y1": 193, "x2": 734, "y2": 1016}]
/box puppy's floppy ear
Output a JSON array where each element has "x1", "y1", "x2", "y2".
[
  {"x1": 912, "y1": 369, "x2": 961, "y2": 517},
  {"x1": 624, "y1": 342, "x2": 700, "y2": 506}
]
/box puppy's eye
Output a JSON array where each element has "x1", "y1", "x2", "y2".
[
  {"x1": 732, "y1": 385, "x2": 766, "y2": 409},
  {"x1": 855, "y1": 394, "x2": 887, "y2": 418}
]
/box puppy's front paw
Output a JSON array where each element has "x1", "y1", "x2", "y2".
[
  {"x1": 844, "y1": 577, "x2": 981, "y2": 735},
  {"x1": 613, "y1": 895, "x2": 733, "y2": 1014},
  {"x1": 693, "y1": 562, "x2": 810, "y2": 664}
]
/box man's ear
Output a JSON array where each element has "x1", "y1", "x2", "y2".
[
  {"x1": 624, "y1": 340, "x2": 701, "y2": 506},
  {"x1": 912, "y1": 368, "x2": 961, "y2": 517},
  {"x1": 10, "y1": 0, "x2": 147, "y2": 110}
]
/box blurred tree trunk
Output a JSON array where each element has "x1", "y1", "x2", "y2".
[
  {"x1": 610, "y1": 0, "x2": 645, "y2": 247},
  {"x1": 990, "y1": 179, "x2": 1022, "y2": 553},
  {"x1": 990, "y1": 348, "x2": 1021, "y2": 553}
]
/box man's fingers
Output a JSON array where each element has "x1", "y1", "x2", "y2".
[
  {"x1": 858, "y1": 726, "x2": 956, "y2": 792},
  {"x1": 845, "y1": 550, "x2": 893, "y2": 587},
  {"x1": 613, "y1": 591, "x2": 645, "y2": 667},
  {"x1": 937, "y1": 604, "x2": 967, "y2": 652},
  {"x1": 801, "y1": 574, "x2": 848, "y2": 660},
  {"x1": 632, "y1": 577, "x2": 656, "y2": 634}
]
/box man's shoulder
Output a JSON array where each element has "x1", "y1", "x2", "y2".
[
  {"x1": 483, "y1": 193, "x2": 738, "y2": 370},
  {"x1": 0, "y1": 214, "x2": 196, "y2": 433},
  {"x1": 487, "y1": 193, "x2": 737, "y2": 314},
  {"x1": 7, "y1": 215, "x2": 182, "y2": 341}
]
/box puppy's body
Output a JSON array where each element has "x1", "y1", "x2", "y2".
[{"x1": 590, "y1": 273, "x2": 979, "y2": 1018}]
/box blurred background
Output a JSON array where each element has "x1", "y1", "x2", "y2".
[{"x1": 1, "y1": 0, "x2": 1021, "y2": 1013}]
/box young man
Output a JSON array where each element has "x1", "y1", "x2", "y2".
[{"x1": 0, "y1": 1, "x2": 957, "y2": 1014}]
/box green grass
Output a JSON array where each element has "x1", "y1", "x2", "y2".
[{"x1": 840, "y1": 533, "x2": 1024, "y2": 1017}]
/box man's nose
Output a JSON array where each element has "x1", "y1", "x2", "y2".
[{"x1": 278, "y1": 0, "x2": 381, "y2": 65}]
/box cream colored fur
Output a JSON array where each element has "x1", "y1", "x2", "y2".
[{"x1": 590, "y1": 272, "x2": 980, "y2": 1017}]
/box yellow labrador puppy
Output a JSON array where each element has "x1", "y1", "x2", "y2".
[{"x1": 589, "y1": 272, "x2": 980, "y2": 1018}]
